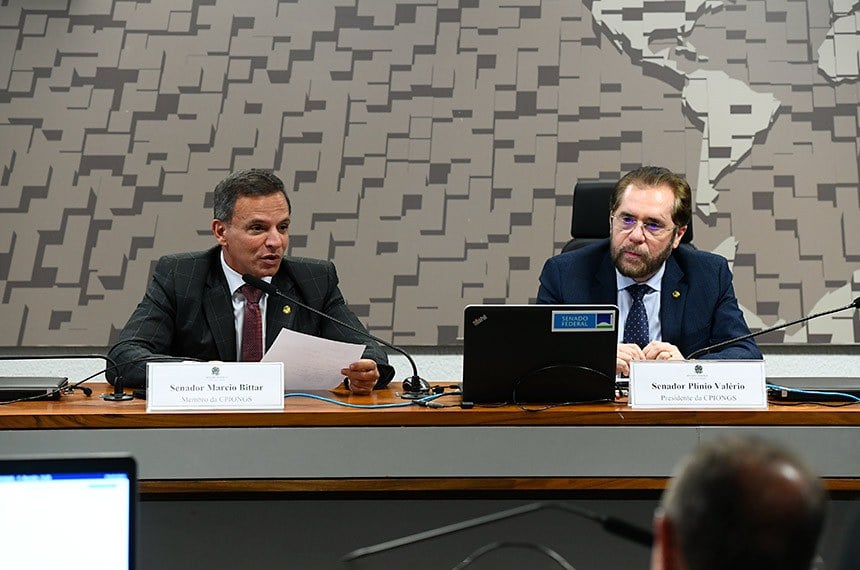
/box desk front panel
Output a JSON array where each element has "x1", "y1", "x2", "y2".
[{"x1": 2, "y1": 385, "x2": 859, "y2": 490}]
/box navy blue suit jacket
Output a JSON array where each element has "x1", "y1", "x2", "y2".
[
  {"x1": 108, "y1": 247, "x2": 393, "y2": 388},
  {"x1": 537, "y1": 240, "x2": 762, "y2": 360}
]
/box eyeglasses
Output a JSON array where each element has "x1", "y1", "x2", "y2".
[{"x1": 610, "y1": 215, "x2": 675, "y2": 237}]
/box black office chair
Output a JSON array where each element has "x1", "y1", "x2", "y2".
[{"x1": 560, "y1": 181, "x2": 694, "y2": 253}]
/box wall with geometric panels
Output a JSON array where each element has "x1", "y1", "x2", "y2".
[{"x1": 1, "y1": 0, "x2": 857, "y2": 348}]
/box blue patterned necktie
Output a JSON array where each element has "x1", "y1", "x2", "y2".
[{"x1": 623, "y1": 284, "x2": 651, "y2": 348}]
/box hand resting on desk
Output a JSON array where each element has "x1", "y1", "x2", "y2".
[{"x1": 616, "y1": 341, "x2": 683, "y2": 376}]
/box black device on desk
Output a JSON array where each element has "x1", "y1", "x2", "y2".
[
  {"x1": 0, "y1": 376, "x2": 68, "y2": 401},
  {"x1": 768, "y1": 377, "x2": 860, "y2": 402},
  {"x1": 462, "y1": 304, "x2": 619, "y2": 404}
]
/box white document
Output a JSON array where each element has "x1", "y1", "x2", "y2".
[{"x1": 262, "y1": 328, "x2": 366, "y2": 391}]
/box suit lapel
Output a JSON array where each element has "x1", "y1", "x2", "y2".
[
  {"x1": 660, "y1": 253, "x2": 687, "y2": 344},
  {"x1": 590, "y1": 253, "x2": 619, "y2": 305},
  {"x1": 203, "y1": 263, "x2": 237, "y2": 361},
  {"x1": 265, "y1": 266, "x2": 296, "y2": 349}
]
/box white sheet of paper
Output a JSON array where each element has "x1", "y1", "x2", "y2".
[{"x1": 261, "y1": 328, "x2": 366, "y2": 391}]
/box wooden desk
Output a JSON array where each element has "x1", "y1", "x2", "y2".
[
  {"x1": 5, "y1": 384, "x2": 860, "y2": 569},
  {"x1": 2, "y1": 383, "x2": 859, "y2": 493}
]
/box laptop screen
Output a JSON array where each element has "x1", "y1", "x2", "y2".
[
  {"x1": 463, "y1": 304, "x2": 619, "y2": 404},
  {"x1": 0, "y1": 455, "x2": 137, "y2": 570}
]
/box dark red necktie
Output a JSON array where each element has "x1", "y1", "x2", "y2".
[{"x1": 240, "y1": 284, "x2": 263, "y2": 362}]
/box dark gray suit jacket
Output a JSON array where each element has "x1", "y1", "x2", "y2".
[
  {"x1": 108, "y1": 247, "x2": 394, "y2": 388},
  {"x1": 537, "y1": 240, "x2": 762, "y2": 360}
]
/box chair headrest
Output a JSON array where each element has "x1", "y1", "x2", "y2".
[
  {"x1": 570, "y1": 181, "x2": 693, "y2": 243},
  {"x1": 570, "y1": 181, "x2": 615, "y2": 239}
]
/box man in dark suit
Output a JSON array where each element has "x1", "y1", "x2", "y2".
[
  {"x1": 108, "y1": 169, "x2": 393, "y2": 393},
  {"x1": 651, "y1": 436, "x2": 826, "y2": 570},
  {"x1": 537, "y1": 166, "x2": 761, "y2": 376}
]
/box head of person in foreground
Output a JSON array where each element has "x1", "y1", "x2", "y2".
[{"x1": 651, "y1": 436, "x2": 826, "y2": 570}]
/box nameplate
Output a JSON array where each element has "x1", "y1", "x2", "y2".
[
  {"x1": 146, "y1": 362, "x2": 284, "y2": 412},
  {"x1": 629, "y1": 360, "x2": 767, "y2": 409}
]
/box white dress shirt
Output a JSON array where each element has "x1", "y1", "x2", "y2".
[
  {"x1": 220, "y1": 251, "x2": 272, "y2": 358},
  {"x1": 615, "y1": 262, "x2": 666, "y2": 344}
]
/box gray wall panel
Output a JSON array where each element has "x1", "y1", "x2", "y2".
[{"x1": 0, "y1": 0, "x2": 857, "y2": 347}]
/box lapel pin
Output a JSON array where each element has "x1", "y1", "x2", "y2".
[
  {"x1": 282, "y1": 305, "x2": 291, "y2": 315},
  {"x1": 672, "y1": 290, "x2": 680, "y2": 299}
]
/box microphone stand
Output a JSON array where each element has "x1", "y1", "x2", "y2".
[
  {"x1": 101, "y1": 338, "x2": 145, "y2": 401},
  {"x1": 340, "y1": 501, "x2": 652, "y2": 562},
  {"x1": 100, "y1": 374, "x2": 133, "y2": 401},
  {"x1": 686, "y1": 296, "x2": 860, "y2": 359}
]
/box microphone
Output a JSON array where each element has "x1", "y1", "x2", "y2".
[
  {"x1": 241, "y1": 274, "x2": 430, "y2": 394},
  {"x1": 686, "y1": 296, "x2": 860, "y2": 359},
  {"x1": 341, "y1": 501, "x2": 652, "y2": 561}
]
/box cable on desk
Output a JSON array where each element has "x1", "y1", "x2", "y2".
[
  {"x1": 510, "y1": 364, "x2": 617, "y2": 411},
  {"x1": 412, "y1": 391, "x2": 462, "y2": 408},
  {"x1": 283, "y1": 391, "x2": 446, "y2": 409},
  {"x1": 0, "y1": 390, "x2": 64, "y2": 406}
]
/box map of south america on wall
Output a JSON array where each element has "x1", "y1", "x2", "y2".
[{"x1": 591, "y1": 0, "x2": 859, "y2": 342}]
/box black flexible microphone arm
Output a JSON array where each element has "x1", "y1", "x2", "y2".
[
  {"x1": 340, "y1": 501, "x2": 653, "y2": 562},
  {"x1": 686, "y1": 296, "x2": 860, "y2": 360},
  {"x1": 241, "y1": 274, "x2": 427, "y2": 390}
]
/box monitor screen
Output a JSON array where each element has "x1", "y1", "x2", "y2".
[{"x1": 0, "y1": 455, "x2": 137, "y2": 570}]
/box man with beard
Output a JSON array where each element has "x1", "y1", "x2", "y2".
[{"x1": 537, "y1": 166, "x2": 761, "y2": 376}]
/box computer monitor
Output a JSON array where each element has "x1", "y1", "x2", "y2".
[
  {"x1": 0, "y1": 455, "x2": 137, "y2": 570},
  {"x1": 463, "y1": 304, "x2": 619, "y2": 404}
]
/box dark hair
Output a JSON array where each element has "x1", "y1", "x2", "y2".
[
  {"x1": 610, "y1": 166, "x2": 692, "y2": 228},
  {"x1": 661, "y1": 436, "x2": 826, "y2": 570},
  {"x1": 212, "y1": 169, "x2": 290, "y2": 222}
]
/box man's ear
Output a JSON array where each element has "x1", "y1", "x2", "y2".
[
  {"x1": 671, "y1": 225, "x2": 687, "y2": 249},
  {"x1": 651, "y1": 511, "x2": 685, "y2": 570},
  {"x1": 212, "y1": 219, "x2": 227, "y2": 246}
]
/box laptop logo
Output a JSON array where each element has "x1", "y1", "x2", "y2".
[
  {"x1": 551, "y1": 310, "x2": 616, "y2": 332},
  {"x1": 472, "y1": 314, "x2": 488, "y2": 327}
]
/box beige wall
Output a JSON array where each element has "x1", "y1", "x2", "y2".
[{"x1": 0, "y1": 0, "x2": 857, "y2": 347}]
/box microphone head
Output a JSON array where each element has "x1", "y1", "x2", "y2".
[
  {"x1": 852, "y1": 297, "x2": 860, "y2": 309},
  {"x1": 242, "y1": 273, "x2": 277, "y2": 295}
]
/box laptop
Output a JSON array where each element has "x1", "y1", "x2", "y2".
[
  {"x1": 463, "y1": 304, "x2": 619, "y2": 404},
  {"x1": 0, "y1": 455, "x2": 137, "y2": 570},
  {"x1": 768, "y1": 377, "x2": 860, "y2": 402}
]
